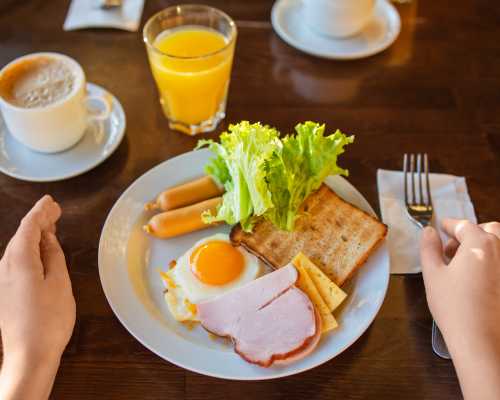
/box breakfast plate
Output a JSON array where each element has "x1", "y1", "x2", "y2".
[
  {"x1": 98, "y1": 148, "x2": 390, "y2": 380},
  {"x1": 271, "y1": 0, "x2": 401, "y2": 60},
  {"x1": 0, "y1": 83, "x2": 125, "y2": 182}
]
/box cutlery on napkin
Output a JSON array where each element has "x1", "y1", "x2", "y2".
[
  {"x1": 64, "y1": 0, "x2": 145, "y2": 32},
  {"x1": 377, "y1": 169, "x2": 477, "y2": 274}
]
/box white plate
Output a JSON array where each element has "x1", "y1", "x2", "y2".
[
  {"x1": 98, "y1": 149, "x2": 389, "y2": 380},
  {"x1": 271, "y1": 0, "x2": 401, "y2": 60},
  {"x1": 0, "y1": 82, "x2": 126, "y2": 182}
]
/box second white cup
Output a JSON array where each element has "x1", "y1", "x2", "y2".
[{"x1": 303, "y1": 0, "x2": 375, "y2": 38}]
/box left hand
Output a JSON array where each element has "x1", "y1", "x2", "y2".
[{"x1": 0, "y1": 195, "x2": 76, "y2": 400}]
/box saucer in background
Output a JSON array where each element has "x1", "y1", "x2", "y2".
[{"x1": 271, "y1": 0, "x2": 401, "y2": 60}]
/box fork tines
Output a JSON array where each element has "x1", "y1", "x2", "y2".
[{"x1": 403, "y1": 153, "x2": 432, "y2": 207}]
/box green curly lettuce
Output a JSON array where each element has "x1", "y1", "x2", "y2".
[
  {"x1": 196, "y1": 121, "x2": 280, "y2": 231},
  {"x1": 264, "y1": 121, "x2": 354, "y2": 231},
  {"x1": 196, "y1": 121, "x2": 354, "y2": 232}
]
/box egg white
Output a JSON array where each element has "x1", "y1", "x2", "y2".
[
  {"x1": 162, "y1": 233, "x2": 261, "y2": 322},
  {"x1": 163, "y1": 274, "x2": 197, "y2": 322}
]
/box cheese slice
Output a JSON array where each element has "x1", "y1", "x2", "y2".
[
  {"x1": 292, "y1": 259, "x2": 337, "y2": 333},
  {"x1": 293, "y1": 252, "x2": 347, "y2": 312}
]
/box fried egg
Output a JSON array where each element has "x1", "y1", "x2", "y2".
[{"x1": 161, "y1": 233, "x2": 261, "y2": 322}]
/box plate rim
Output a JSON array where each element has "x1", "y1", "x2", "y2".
[
  {"x1": 271, "y1": 0, "x2": 401, "y2": 60},
  {"x1": 0, "y1": 82, "x2": 126, "y2": 182},
  {"x1": 98, "y1": 149, "x2": 390, "y2": 380}
]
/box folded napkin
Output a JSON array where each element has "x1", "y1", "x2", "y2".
[
  {"x1": 377, "y1": 169, "x2": 477, "y2": 274},
  {"x1": 64, "y1": 0, "x2": 145, "y2": 32}
]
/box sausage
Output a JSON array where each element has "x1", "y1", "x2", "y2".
[
  {"x1": 143, "y1": 197, "x2": 222, "y2": 239},
  {"x1": 145, "y1": 176, "x2": 223, "y2": 211}
]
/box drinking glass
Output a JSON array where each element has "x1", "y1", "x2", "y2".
[{"x1": 143, "y1": 5, "x2": 237, "y2": 135}]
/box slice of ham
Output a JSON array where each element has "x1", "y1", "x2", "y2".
[
  {"x1": 233, "y1": 287, "x2": 317, "y2": 366},
  {"x1": 197, "y1": 264, "x2": 299, "y2": 336},
  {"x1": 273, "y1": 307, "x2": 322, "y2": 366},
  {"x1": 197, "y1": 264, "x2": 320, "y2": 367}
]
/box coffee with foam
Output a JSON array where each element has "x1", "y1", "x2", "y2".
[
  {"x1": 0, "y1": 56, "x2": 75, "y2": 108},
  {"x1": 0, "y1": 52, "x2": 113, "y2": 153}
]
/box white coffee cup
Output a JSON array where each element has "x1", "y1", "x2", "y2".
[
  {"x1": 0, "y1": 52, "x2": 110, "y2": 153},
  {"x1": 303, "y1": 0, "x2": 375, "y2": 38}
]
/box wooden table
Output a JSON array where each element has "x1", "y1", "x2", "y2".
[{"x1": 1, "y1": 1, "x2": 499, "y2": 398}]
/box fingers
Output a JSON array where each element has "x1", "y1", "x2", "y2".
[
  {"x1": 21, "y1": 195, "x2": 61, "y2": 233},
  {"x1": 443, "y1": 221, "x2": 500, "y2": 258},
  {"x1": 15, "y1": 195, "x2": 61, "y2": 253},
  {"x1": 47, "y1": 223, "x2": 57, "y2": 235},
  {"x1": 4, "y1": 196, "x2": 61, "y2": 278},
  {"x1": 441, "y1": 218, "x2": 483, "y2": 243},
  {"x1": 421, "y1": 227, "x2": 446, "y2": 270},
  {"x1": 420, "y1": 227, "x2": 446, "y2": 301},
  {"x1": 444, "y1": 238, "x2": 460, "y2": 259},
  {"x1": 480, "y1": 221, "x2": 500, "y2": 239},
  {"x1": 40, "y1": 231, "x2": 69, "y2": 280}
]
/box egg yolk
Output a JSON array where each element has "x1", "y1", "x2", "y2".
[{"x1": 190, "y1": 241, "x2": 244, "y2": 285}]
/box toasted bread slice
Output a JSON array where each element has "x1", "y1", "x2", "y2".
[{"x1": 230, "y1": 184, "x2": 387, "y2": 286}]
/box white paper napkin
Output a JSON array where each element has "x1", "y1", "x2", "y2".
[
  {"x1": 64, "y1": 0, "x2": 145, "y2": 32},
  {"x1": 377, "y1": 169, "x2": 477, "y2": 274}
]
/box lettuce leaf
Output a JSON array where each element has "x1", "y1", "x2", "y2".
[
  {"x1": 196, "y1": 121, "x2": 354, "y2": 232},
  {"x1": 196, "y1": 121, "x2": 280, "y2": 231},
  {"x1": 264, "y1": 122, "x2": 354, "y2": 231}
]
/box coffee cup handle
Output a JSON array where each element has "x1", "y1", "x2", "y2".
[{"x1": 85, "y1": 93, "x2": 112, "y2": 121}]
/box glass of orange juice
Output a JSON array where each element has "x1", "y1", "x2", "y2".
[{"x1": 143, "y1": 5, "x2": 237, "y2": 135}]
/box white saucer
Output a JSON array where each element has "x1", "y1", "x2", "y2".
[
  {"x1": 0, "y1": 83, "x2": 126, "y2": 182},
  {"x1": 271, "y1": 0, "x2": 401, "y2": 60}
]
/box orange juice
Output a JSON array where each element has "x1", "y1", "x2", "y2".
[{"x1": 147, "y1": 26, "x2": 235, "y2": 133}]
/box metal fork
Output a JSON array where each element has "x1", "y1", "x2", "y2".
[
  {"x1": 403, "y1": 153, "x2": 451, "y2": 360},
  {"x1": 100, "y1": 0, "x2": 122, "y2": 10}
]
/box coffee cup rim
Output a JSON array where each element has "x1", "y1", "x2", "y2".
[{"x1": 0, "y1": 52, "x2": 85, "y2": 112}]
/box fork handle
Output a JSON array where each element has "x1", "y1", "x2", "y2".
[{"x1": 432, "y1": 320, "x2": 451, "y2": 359}]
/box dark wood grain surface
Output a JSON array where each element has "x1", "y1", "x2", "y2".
[{"x1": 1, "y1": 1, "x2": 499, "y2": 399}]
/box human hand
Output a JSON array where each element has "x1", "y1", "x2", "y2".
[
  {"x1": 0, "y1": 195, "x2": 75, "y2": 400},
  {"x1": 420, "y1": 219, "x2": 500, "y2": 399}
]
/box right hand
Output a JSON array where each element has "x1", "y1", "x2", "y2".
[
  {"x1": 420, "y1": 219, "x2": 500, "y2": 349},
  {"x1": 420, "y1": 219, "x2": 500, "y2": 399}
]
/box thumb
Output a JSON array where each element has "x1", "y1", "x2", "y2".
[
  {"x1": 40, "y1": 231, "x2": 68, "y2": 279},
  {"x1": 420, "y1": 227, "x2": 446, "y2": 286}
]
